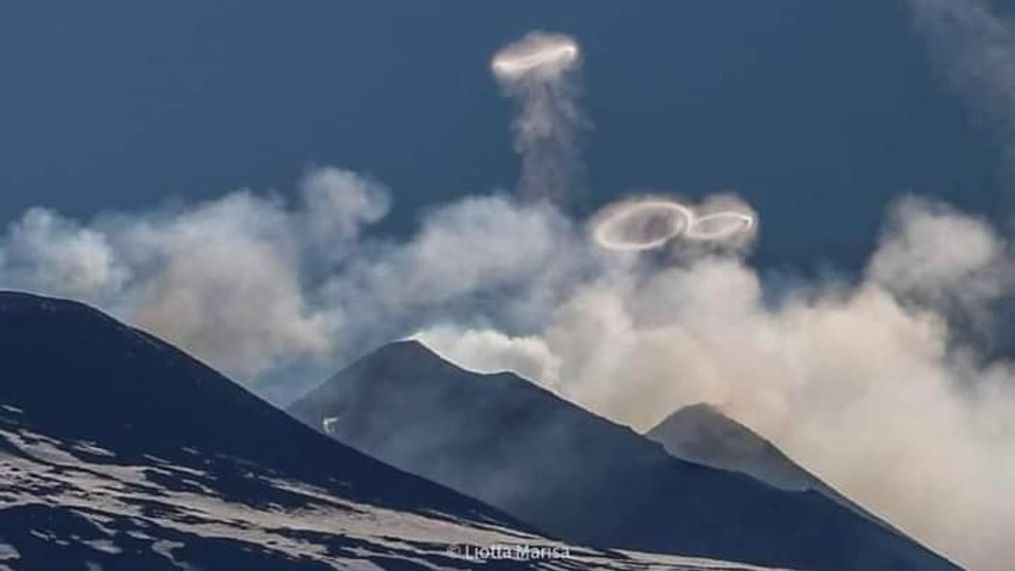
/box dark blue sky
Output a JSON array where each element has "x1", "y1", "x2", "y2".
[{"x1": 0, "y1": 0, "x2": 1003, "y2": 270}]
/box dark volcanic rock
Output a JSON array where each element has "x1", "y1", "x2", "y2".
[
  {"x1": 2, "y1": 292, "x2": 710, "y2": 570},
  {"x1": 290, "y1": 340, "x2": 959, "y2": 571},
  {"x1": 648, "y1": 403, "x2": 831, "y2": 492},
  {"x1": 647, "y1": 403, "x2": 904, "y2": 535}
]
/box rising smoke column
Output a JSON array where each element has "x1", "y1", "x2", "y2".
[
  {"x1": 904, "y1": 0, "x2": 1015, "y2": 173},
  {"x1": 491, "y1": 32, "x2": 583, "y2": 202}
]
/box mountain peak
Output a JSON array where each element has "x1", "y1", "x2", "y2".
[
  {"x1": 335, "y1": 339, "x2": 564, "y2": 403},
  {"x1": 370, "y1": 338, "x2": 447, "y2": 364},
  {"x1": 667, "y1": 402, "x2": 728, "y2": 423},
  {"x1": 0, "y1": 289, "x2": 106, "y2": 318},
  {"x1": 651, "y1": 403, "x2": 771, "y2": 455},
  {"x1": 647, "y1": 403, "x2": 910, "y2": 539},
  {"x1": 291, "y1": 347, "x2": 959, "y2": 571},
  {"x1": 4, "y1": 292, "x2": 726, "y2": 569},
  {"x1": 648, "y1": 403, "x2": 810, "y2": 491},
  {"x1": 0, "y1": 292, "x2": 516, "y2": 522}
]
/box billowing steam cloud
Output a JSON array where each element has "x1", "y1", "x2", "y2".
[
  {"x1": 0, "y1": 168, "x2": 391, "y2": 380},
  {"x1": 0, "y1": 180, "x2": 578, "y2": 389},
  {"x1": 2, "y1": 25, "x2": 1015, "y2": 571},
  {"x1": 418, "y1": 197, "x2": 1015, "y2": 569},
  {"x1": 492, "y1": 32, "x2": 583, "y2": 202}
]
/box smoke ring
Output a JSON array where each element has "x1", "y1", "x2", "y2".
[
  {"x1": 491, "y1": 34, "x2": 581, "y2": 80},
  {"x1": 591, "y1": 199, "x2": 694, "y2": 251},
  {"x1": 685, "y1": 211, "x2": 756, "y2": 241}
]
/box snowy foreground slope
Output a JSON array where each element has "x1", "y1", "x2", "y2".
[
  {"x1": 0, "y1": 292, "x2": 782, "y2": 570},
  {"x1": 0, "y1": 412, "x2": 789, "y2": 571}
]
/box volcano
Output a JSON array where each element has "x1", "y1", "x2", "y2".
[
  {"x1": 289, "y1": 341, "x2": 959, "y2": 571},
  {"x1": 0, "y1": 291, "x2": 764, "y2": 570}
]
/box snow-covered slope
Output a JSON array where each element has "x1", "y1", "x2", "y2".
[
  {"x1": 0, "y1": 291, "x2": 780, "y2": 570},
  {"x1": 0, "y1": 410, "x2": 786, "y2": 570}
]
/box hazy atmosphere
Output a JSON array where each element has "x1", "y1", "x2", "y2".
[{"x1": 3, "y1": 1, "x2": 1015, "y2": 569}]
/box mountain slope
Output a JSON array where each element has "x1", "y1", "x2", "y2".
[
  {"x1": 646, "y1": 405, "x2": 868, "y2": 509},
  {"x1": 647, "y1": 404, "x2": 841, "y2": 495},
  {"x1": 0, "y1": 291, "x2": 769, "y2": 571},
  {"x1": 289, "y1": 341, "x2": 959, "y2": 571},
  {"x1": 646, "y1": 404, "x2": 908, "y2": 536}
]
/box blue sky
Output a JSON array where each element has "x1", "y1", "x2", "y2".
[{"x1": 0, "y1": 0, "x2": 1004, "y2": 270}]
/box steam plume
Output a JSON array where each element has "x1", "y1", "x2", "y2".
[
  {"x1": 0, "y1": 168, "x2": 390, "y2": 380},
  {"x1": 492, "y1": 32, "x2": 584, "y2": 202},
  {"x1": 418, "y1": 197, "x2": 1015, "y2": 569},
  {"x1": 904, "y1": 0, "x2": 1015, "y2": 170}
]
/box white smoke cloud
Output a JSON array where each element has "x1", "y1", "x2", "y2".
[
  {"x1": 300, "y1": 167, "x2": 391, "y2": 264},
  {"x1": 905, "y1": 0, "x2": 1015, "y2": 164},
  {"x1": 312, "y1": 194, "x2": 587, "y2": 352},
  {"x1": 121, "y1": 191, "x2": 331, "y2": 379},
  {"x1": 0, "y1": 168, "x2": 391, "y2": 380},
  {"x1": 372, "y1": 195, "x2": 570, "y2": 305},
  {"x1": 2, "y1": 142, "x2": 1012, "y2": 571},
  {"x1": 868, "y1": 195, "x2": 1009, "y2": 315},
  {"x1": 8, "y1": 169, "x2": 1009, "y2": 566},
  {"x1": 492, "y1": 32, "x2": 584, "y2": 202},
  {"x1": 419, "y1": 196, "x2": 1015, "y2": 569},
  {"x1": 0, "y1": 175, "x2": 590, "y2": 388},
  {"x1": 1, "y1": 208, "x2": 128, "y2": 299},
  {"x1": 413, "y1": 325, "x2": 562, "y2": 388}
]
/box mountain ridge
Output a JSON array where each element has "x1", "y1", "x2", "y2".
[
  {"x1": 648, "y1": 403, "x2": 836, "y2": 492},
  {"x1": 3, "y1": 291, "x2": 746, "y2": 570},
  {"x1": 0, "y1": 292, "x2": 504, "y2": 520},
  {"x1": 289, "y1": 340, "x2": 960, "y2": 571},
  {"x1": 646, "y1": 403, "x2": 907, "y2": 537}
]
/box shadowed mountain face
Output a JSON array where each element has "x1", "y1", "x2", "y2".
[
  {"x1": 647, "y1": 404, "x2": 830, "y2": 493},
  {"x1": 290, "y1": 341, "x2": 960, "y2": 571},
  {"x1": 0, "y1": 292, "x2": 767, "y2": 571},
  {"x1": 646, "y1": 404, "x2": 899, "y2": 531}
]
